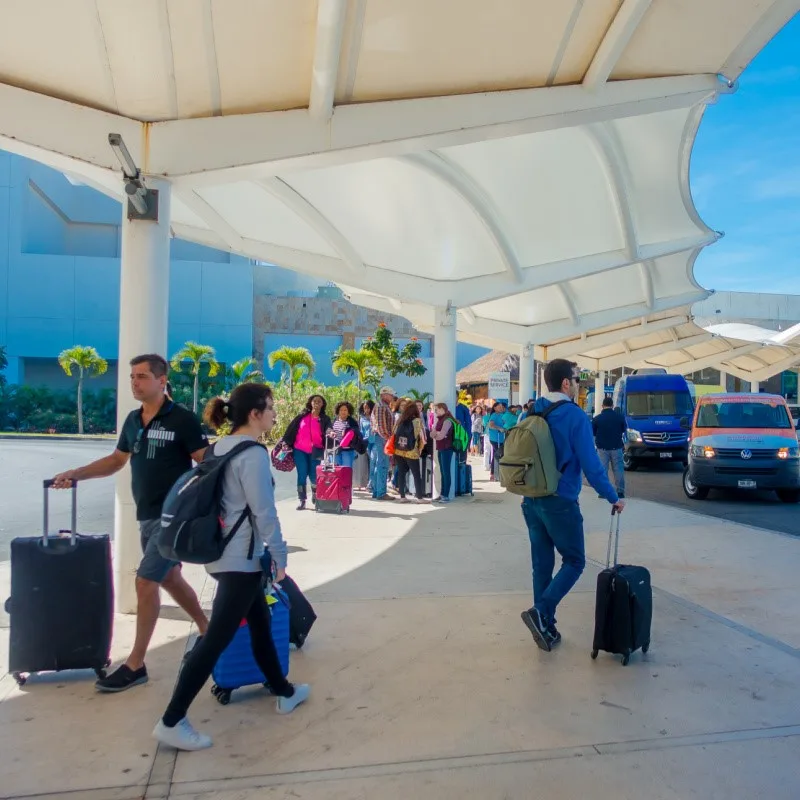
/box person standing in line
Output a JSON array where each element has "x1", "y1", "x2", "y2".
[
  {"x1": 52, "y1": 354, "x2": 209, "y2": 693},
  {"x1": 326, "y1": 401, "x2": 363, "y2": 469},
  {"x1": 454, "y1": 397, "x2": 472, "y2": 465},
  {"x1": 470, "y1": 406, "x2": 484, "y2": 455},
  {"x1": 282, "y1": 394, "x2": 331, "y2": 511},
  {"x1": 370, "y1": 386, "x2": 396, "y2": 501},
  {"x1": 152, "y1": 383, "x2": 310, "y2": 751},
  {"x1": 430, "y1": 402, "x2": 457, "y2": 503},
  {"x1": 354, "y1": 400, "x2": 374, "y2": 491},
  {"x1": 392, "y1": 401, "x2": 428, "y2": 503},
  {"x1": 520, "y1": 360, "x2": 625, "y2": 652},
  {"x1": 487, "y1": 402, "x2": 508, "y2": 482},
  {"x1": 592, "y1": 396, "x2": 627, "y2": 499}
]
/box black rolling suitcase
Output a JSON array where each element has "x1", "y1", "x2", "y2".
[
  {"x1": 276, "y1": 574, "x2": 316, "y2": 649},
  {"x1": 6, "y1": 481, "x2": 114, "y2": 686},
  {"x1": 591, "y1": 510, "x2": 651, "y2": 666}
]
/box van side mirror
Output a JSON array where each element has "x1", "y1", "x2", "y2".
[{"x1": 679, "y1": 416, "x2": 691, "y2": 430}]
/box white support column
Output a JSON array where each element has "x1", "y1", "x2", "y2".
[
  {"x1": 718, "y1": 369, "x2": 727, "y2": 392},
  {"x1": 114, "y1": 177, "x2": 172, "y2": 614},
  {"x1": 594, "y1": 372, "x2": 606, "y2": 416},
  {"x1": 751, "y1": 380, "x2": 760, "y2": 394},
  {"x1": 518, "y1": 344, "x2": 534, "y2": 406},
  {"x1": 433, "y1": 305, "x2": 457, "y2": 410}
]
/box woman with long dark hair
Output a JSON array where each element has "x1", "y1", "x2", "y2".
[
  {"x1": 152, "y1": 383, "x2": 309, "y2": 751},
  {"x1": 392, "y1": 401, "x2": 427, "y2": 503},
  {"x1": 326, "y1": 401, "x2": 363, "y2": 469},
  {"x1": 430, "y1": 402, "x2": 457, "y2": 503},
  {"x1": 282, "y1": 394, "x2": 331, "y2": 510},
  {"x1": 354, "y1": 400, "x2": 375, "y2": 491}
]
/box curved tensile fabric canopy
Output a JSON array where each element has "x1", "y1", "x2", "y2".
[{"x1": 0, "y1": 1, "x2": 797, "y2": 335}]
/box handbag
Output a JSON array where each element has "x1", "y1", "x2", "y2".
[
  {"x1": 270, "y1": 439, "x2": 295, "y2": 472},
  {"x1": 384, "y1": 435, "x2": 396, "y2": 456}
]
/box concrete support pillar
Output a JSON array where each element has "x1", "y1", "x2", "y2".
[
  {"x1": 114, "y1": 178, "x2": 172, "y2": 613},
  {"x1": 518, "y1": 344, "x2": 534, "y2": 406},
  {"x1": 433, "y1": 305, "x2": 457, "y2": 411},
  {"x1": 594, "y1": 372, "x2": 606, "y2": 416},
  {"x1": 719, "y1": 369, "x2": 727, "y2": 392},
  {"x1": 751, "y1": 380, "x2": 760, "y2": 394}
]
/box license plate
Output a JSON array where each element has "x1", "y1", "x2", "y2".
[
  {"x1": 659, "y1": 452, "x2": 672, "y2": 459},
  {"x1": 738, "y1": 480, "x2": 757, "y2": 489}
]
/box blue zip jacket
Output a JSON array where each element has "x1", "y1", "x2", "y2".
[{"x1": 534, "y1": 395, "x2": 618, "y2": 504}]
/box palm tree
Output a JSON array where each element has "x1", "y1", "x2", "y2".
[
  {"x1": 331, "y1": 349, "x2": 382, "y2": 392},
  {"x1": 226, "y1": 357, "x2": 263, "y2": 390},
  {"x1": 268, "y1": 346, "x2": 315, "y2": 398},
  {"x1": 408, "y1": 389, "x2": 432, "y2": 406},
  {"x1": 0, "y1": 345, "x2": 7, "y2": 387},
  {"x1": 170, "y1": 342, "x2": 221, "y2": 413},
  {"x1": 57, "y1": 346, "x2": 108, "y2": 434}
]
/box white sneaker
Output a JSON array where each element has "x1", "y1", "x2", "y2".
[
  {"x1": 152, "y1": 717, "x2": 212, "y2": 751},
  {"x1": 276, "y1": 683, "x2": 310, "y2": 715}
]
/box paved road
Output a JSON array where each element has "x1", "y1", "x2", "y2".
[
  {"x1": 624, "y1": 461, "x2": 799, "y2": 537},
  {"x1": 0, "y1": 440, "x2": 297, "y2": 562}
]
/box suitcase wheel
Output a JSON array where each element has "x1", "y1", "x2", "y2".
[
  {"x1": 12, "y1": 672, "x2": 27, "y2": 687},
  {"x1": 211, "y1": 684, "x2": 232, "y2": 705},
  {"x1": 590, "y1": 650, "x2": 598, "y2": 660}
]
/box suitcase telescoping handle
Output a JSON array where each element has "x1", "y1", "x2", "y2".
[
  {"x1": 606, "y1": 508, "x2": 621, "y2": 568},
  {"x1": 42, "y1": 479, "x2": 78, "y2": 547}
]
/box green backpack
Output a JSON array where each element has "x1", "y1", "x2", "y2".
[
  {"x1": 499, "y1": 401, "x2": 567, "y2": 497},
  {"x1": 452, "y1": 420, "x2": 469, "y2": 453}
]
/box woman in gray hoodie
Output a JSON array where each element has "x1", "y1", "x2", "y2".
[{"x1": 153, "y1": 383, "x2": 309, "y2": 752}]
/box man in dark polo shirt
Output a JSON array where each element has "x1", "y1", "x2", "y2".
[{"x1": 52, "y1": 354, "x2": 209, "y2": 692}]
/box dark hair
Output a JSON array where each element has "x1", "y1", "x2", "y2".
[
  {"x1": 393, "y1": 397, "x2": 408, "y2": 413},
  {"x1": 602, "y1": 396, "x2": 613, "y2": 408},
  {"x1": 130, "y1": 353, "x2": 168, "y2": 378},
  {"x1": 492, "y1": 401, "x2": 505, "y2": 413},
  {"x1": 304, "y1": 394, "x2": 327, "y2": 415},
  {"x1": 544, "y1": 359, "x2": 578, "y2": 393},
  {"x1": 204, "y1": 383, "x2": 273, "y2": 431},
  {"x1": 434, "y1": 402, "x2": 454, "y2": 420},
  {"x1": 398, "y1": 401, "x2": 420, "y2": 425},
  {"x1": 360, "y1": 400, "x2": 375, "y2": 416},
  {"x1": 335, "y1": 401, "x2": 354, "y2": 418}
]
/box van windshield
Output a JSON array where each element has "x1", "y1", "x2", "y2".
[
  {"x1": 626, "y1": 391, "x2": 693, "y2": 418},
  {"x1": 696, "y1": 401, "x2": 792, "y2": 429}
]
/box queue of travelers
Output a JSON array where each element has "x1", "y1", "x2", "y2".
[{"x1": 46, "y1": 351, "x2": 626, "y2": 754}]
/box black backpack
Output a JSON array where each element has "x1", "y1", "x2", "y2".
[
  {"x1": 158, "y1": 440, "x2": 263, "y2": 564},
  {"x1": 395, "y1": 419, "x2": 416, "y2": 452}
]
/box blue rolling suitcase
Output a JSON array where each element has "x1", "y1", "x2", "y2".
[
  {"x1": 456, "y1": 462, "x2": 473, "y2": 496},
  {"x1": 210, "y1": 586, "x2": 291, "y2": 705}
]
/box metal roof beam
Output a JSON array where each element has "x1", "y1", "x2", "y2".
[
  {"x1": 308, "y1": 0, "x2": 348, "y2": 120},
  {"x1": 750, "y1": 352, "x2": 800, "y2": 383},
  {"x1": 174, "y1": 189, "x2": 244, "y2": 251},
  {"x1": 598, "y1": 332, "x2": 713, "y2": 371},
  {"x1": 161, "y1": 74, "x2": 720, "y2": 183},
  {"x1": 656, "y1": 343, "x2": 763, "y2": 375}
]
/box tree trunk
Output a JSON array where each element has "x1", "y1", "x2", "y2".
[
  {"x1": 77, "y1": 369, "x2": 84, "y2": 435},
  {"x1": 288, "y1": 365, "x2": 294, "y2": 399},
  {"x1": 193, "y1": 371, "x2": 199, "y2": 414}
]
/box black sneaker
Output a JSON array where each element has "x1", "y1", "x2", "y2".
[
  {"x1": 546, "y1": 624, "x2": 562, "y2": 646},
  {"x1": 96, "y1": 664, "x2": 148, "y2": 693},
  {"x1": 520, "y1": 608, "x2": 552, "y2": 652}
]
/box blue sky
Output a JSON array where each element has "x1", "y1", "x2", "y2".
[{"x1": 691, "y1": 13, "x2": 800, "y2": 294}]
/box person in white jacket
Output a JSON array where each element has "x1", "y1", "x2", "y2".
[{"x1": 153, "y1": 383, "x2": 310, "y2": 751}]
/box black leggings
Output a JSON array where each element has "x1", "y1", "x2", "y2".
[
  {"x1": 162, "y1": 571, "x2": 293, "y2": 727},
  {"x1": 395, "y1": 455, "x2": 424, "y2": 499}
]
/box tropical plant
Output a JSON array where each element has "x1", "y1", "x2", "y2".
[
  {"x1": 57, "y1": 345, "x2": 108, "y2": 434},
  {"x1": 408, "y1": 389, "x2": 433, "y2": 406},
  {"x1": 267, "y1": 346, "x2": 316, "y2": 398},
  {"x1": 225, "y1": 357, "x2": 263, "y2": 391},
  {"x1": 170, "y1": 342, "x2": 221, "y2": 413},
  {"x1": 0, "y1": 345, "x2": 7, "y2": 388},
  {"x1": 361, "y1": 324, "x2": 427, "y2": 379},
  {"x1": 331, "y1": 348, "x2": 382, "y2": 392}
]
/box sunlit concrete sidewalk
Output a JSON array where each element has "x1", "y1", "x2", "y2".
[{"x1": 1, "y1": 460, "x2": 799, "y2": 800}]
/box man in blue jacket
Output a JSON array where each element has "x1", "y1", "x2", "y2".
[
  {"x1": 520, "y1": 359, "x2": 625, "y2": 652},
  {"x1": 592, "y1": 396, "x2": 627, "y2": 498}
]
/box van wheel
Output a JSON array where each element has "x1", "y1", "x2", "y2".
[
  {"x1": 683, "y1": 467, "x2": 709, "y2": 500},
  {"x1": 623, "y1": 453, "x2": 638, "y2": 471},
  {"x1": 776, "y1": 489, "x2": 800, "y2": 504}
]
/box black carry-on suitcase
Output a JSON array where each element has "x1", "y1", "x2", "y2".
[
  {"x1": 277, "y1": 574, "x2": 317, "y2": 649},
  {"x1": 591, "y1": 510, "x2": 652, "y2": 666},
  {"x1": 6, "y1": 481, "x2": 114, "y2": 686}
]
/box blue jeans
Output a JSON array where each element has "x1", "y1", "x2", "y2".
[
  {"x1": 521, "y1": 495, "x2": 586, "y2": 623},
  {"x1": 598, "y1": 448, "x2": 625, "y2": 495},
  {"x1": 437, "y1": 448, "x2": 455, "y2": 499},
  {"x1": 294, "y1": 449, "x2": 320, "y2": 491},
  {"x1": 371, "y1": 435, "x2": 390, "y2": 498},
  {"x1": 335, "y1": 449, "x2": 356, "y2": 468}
]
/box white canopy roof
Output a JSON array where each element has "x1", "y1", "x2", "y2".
[{"x1": 1, "y1": 1, "x2": 797, "y2": 331}]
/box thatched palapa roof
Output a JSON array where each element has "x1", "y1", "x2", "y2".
[{"x1": 456, "y1": 350, "x2": 519, "y2": 386}]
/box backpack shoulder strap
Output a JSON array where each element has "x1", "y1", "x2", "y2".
[{"x1": 538, "y1": 400, "x2": 570, "y2": 420}]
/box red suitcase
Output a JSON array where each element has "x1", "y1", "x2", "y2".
[{"x1": 315, "y1": 439, "x2": 353, "y2": 514}]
